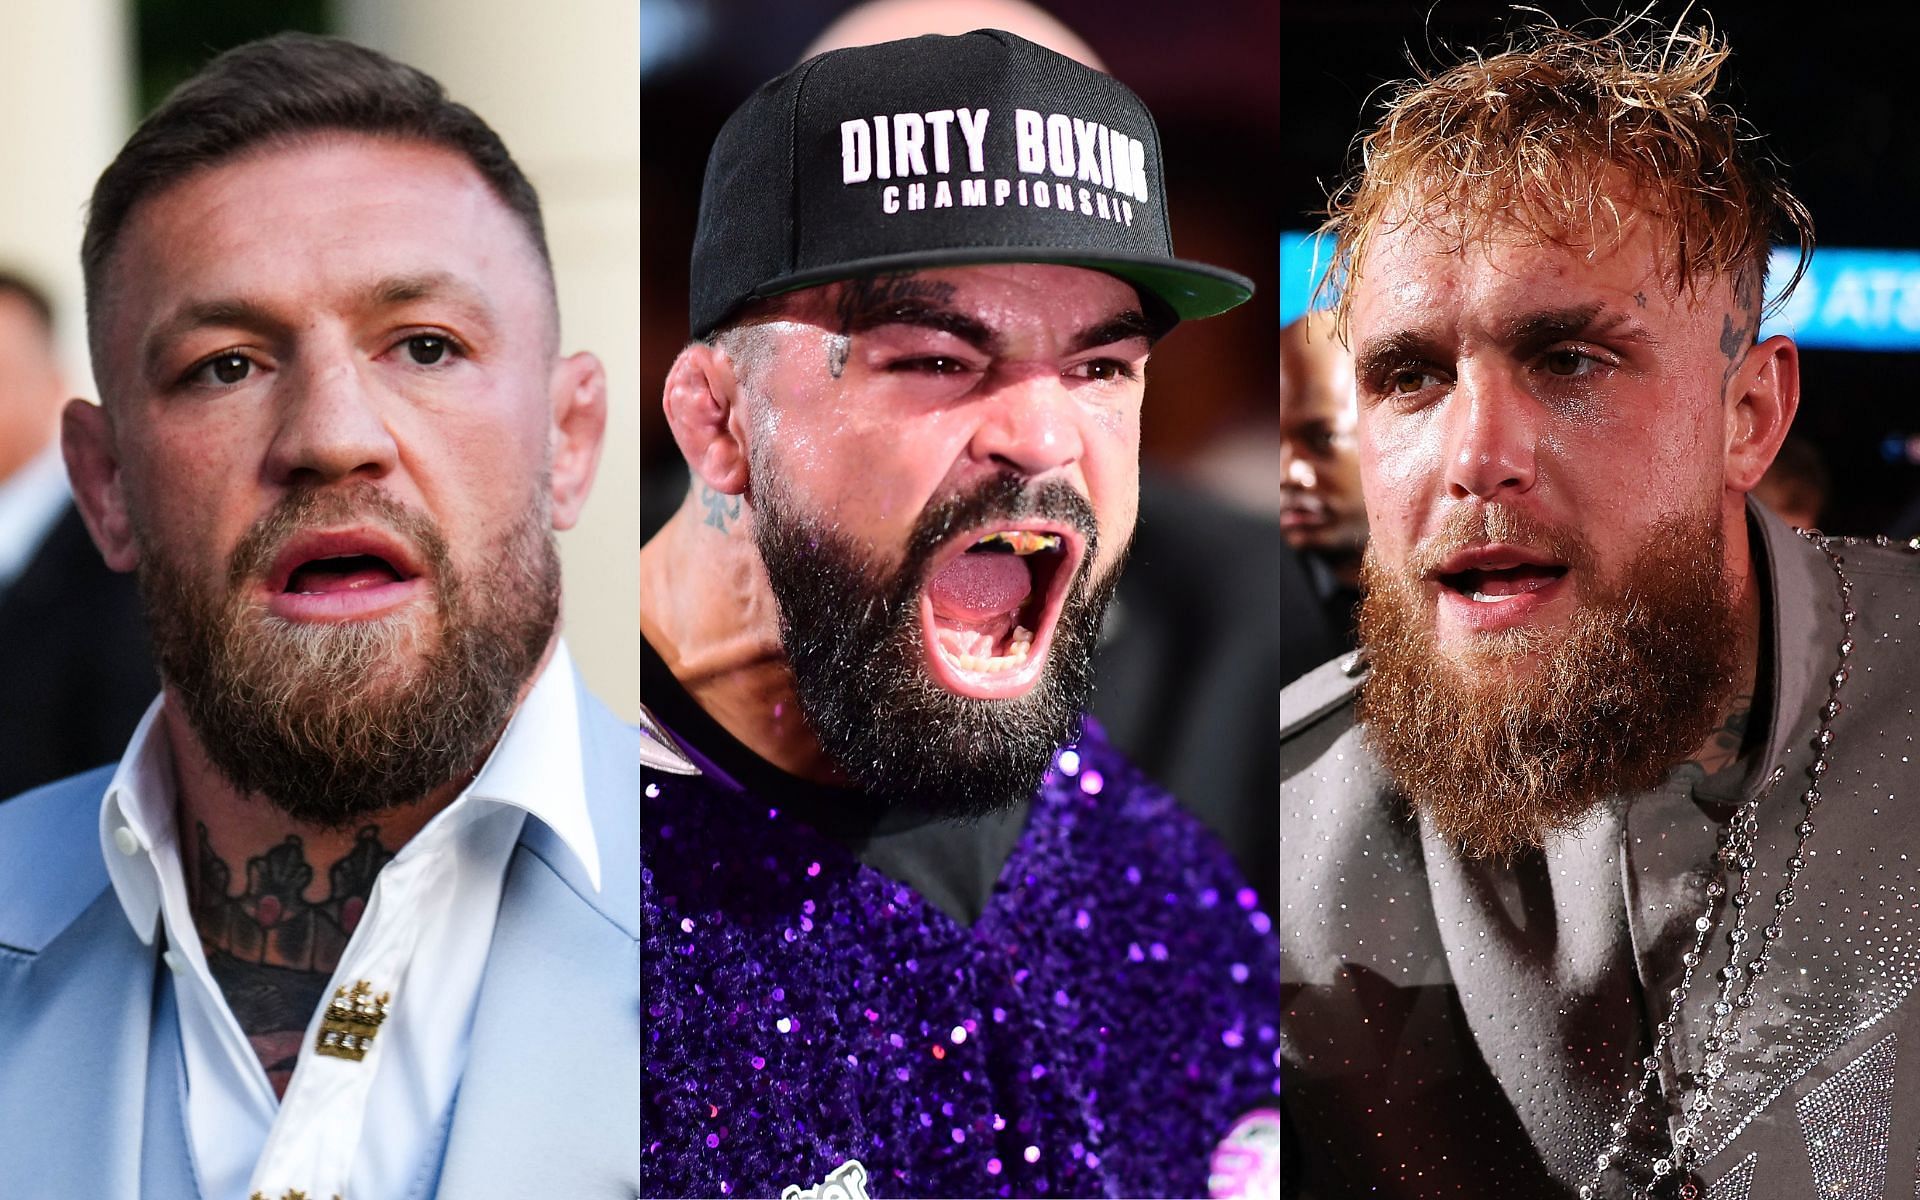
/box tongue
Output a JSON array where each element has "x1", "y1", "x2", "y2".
[
  {"x1": 926, "y1": 551, "x2": 1032, "y2": 622},
  {"x1": 287, "y1": 559, "x2": 401, "y2": 594},
  {"x1": 1470, "y1": 565, "x2": 1561, "y2": 597}
]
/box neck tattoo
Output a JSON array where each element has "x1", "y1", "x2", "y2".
[{"x1": 1580, "y1": 529, "x2": 1917, "y2": 1198}]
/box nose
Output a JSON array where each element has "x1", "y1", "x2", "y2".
[
  {"x1": 966, "y1": 372, "x2": 1085, "y2": 479},
  {"x1": 264, "y1": 345, "x2": 400, "y2": 488},
  {"x1": 1442, "y1": 366, "x2": 1538, "y2": 501},
  {"x1": 1282, "y1": 445, "x2": 1317, "y2": 490}
]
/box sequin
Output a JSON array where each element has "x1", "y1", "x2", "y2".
[
  {"x1": 1796, "y1": 1031, "x2": 1897, "y2": 1198},
  {"x1": 645, "y1": 720, "x2": 1279, "y2": 1198},
  {"x1": 1704, "y1": 1152, "x2": 1756, "y2": 1200}
]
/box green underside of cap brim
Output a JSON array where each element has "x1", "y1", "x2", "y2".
[{"x1": 751, "y1": 246, "x2": 1254, "y2": 324}]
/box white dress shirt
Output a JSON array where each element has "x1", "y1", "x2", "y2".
[{"x1": 99, "y1": 643, "x2": 600, "y2": 1200}]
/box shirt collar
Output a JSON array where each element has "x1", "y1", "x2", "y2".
[
  {"x1": 99, "y1": 695, "x2": 179, "y2": 945},
  {"x1": 98, "y1": 639, "x2": 600, "y2": 946},
  {"x1": 1747, "y1": 497, "x2": 1843, "y2": 801},
  {"x1": 458, "y1": 641, "x2": 600, "y2": 890}
]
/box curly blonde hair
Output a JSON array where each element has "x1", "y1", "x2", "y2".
[{"x1": 1317, "y1": 12, "x2": 1814, "y2": 333}]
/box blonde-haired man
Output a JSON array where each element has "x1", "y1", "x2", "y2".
[{"x1": 1281, "y1": 16, "x2": 1919, "y2": 1198}]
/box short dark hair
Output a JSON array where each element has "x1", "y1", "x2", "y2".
[
  {"x1": 0, "y1": 269, "x2": 55, "y2": 336},
  {"x1": 82, "y1": 33, "x2": 549, "y2": 341}
]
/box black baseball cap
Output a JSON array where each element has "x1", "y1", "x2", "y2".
[{"x1": 688, "y1": 28, "x2": 1254, "y2": 339}]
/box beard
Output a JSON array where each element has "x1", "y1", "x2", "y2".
[
  {"x1": 752, "y1": 468, "x2": 1122, "y2": 821},
  {"x1": 1355, "y1": 502, "x2": 1742, "y2": 860},
  {"x1": 135, "y1": 481, "x2": 560, "y2": 828}
]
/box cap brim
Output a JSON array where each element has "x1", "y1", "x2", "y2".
[{"x1": 751, "y1": 246, "x2": 1254, "y2": 325}]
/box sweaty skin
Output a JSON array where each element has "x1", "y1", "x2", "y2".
[
  {"x1": 641, "y1": 263, "x2": 1150, "y2": 784},
  {"x1": 1347, "y1": 208, "x2": 1799, "y2": 763}
]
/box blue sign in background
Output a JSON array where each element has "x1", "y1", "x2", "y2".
[{"x1": 1279, "y1": 230, "x2": 1920, "y2": 353}]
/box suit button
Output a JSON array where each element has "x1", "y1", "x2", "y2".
[{"x1": 112, "y1": 825, "x2": 142, "y2": 857}]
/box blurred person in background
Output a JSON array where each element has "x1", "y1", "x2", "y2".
[
  {"x1": 0, "y1": 269, "x2": 153, "y2": 799},
  {"x1": 1752, "y1": 432, "x2": 1828, "y2": 529},
  {"x1": 640, "y1": 18, "x2": 1278, "y2": 1197},
  {"x1": 1279, "y1": 309, "x2": 1364, "y2": 648},
  {"x1": 0, "y1": 35, "x2": 631, "y2": 1199}
]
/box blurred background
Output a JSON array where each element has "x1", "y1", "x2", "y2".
[
  {"x1": 1282, "y1": 0, "x2": 1920, "y2": 539},
  {"x1": 0, "y1": 0, "x2": 640, "y2": 723},
  {"x1": 640, "y1": 0, "x2": 1283, "y2": 908}
]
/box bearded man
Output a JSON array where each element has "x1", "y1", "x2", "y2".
[
  {"x1": 1281, "y1": 17, "x2": 1920, "y2": 1200},
  {"x1": 640, "y1": 28, "x2": 1280, "y2": 1200},
  {"x1": 0, "y1": 35, "x2": 632, "y2": 1200}
]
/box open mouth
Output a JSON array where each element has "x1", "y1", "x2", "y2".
[
  {"x1": 919, "y1": 525, "x2": 1080, "y2": 699},
  {"x1": 264, "y1": 530, "x2": 426, "y2": 622},
  {"x1": 284, "y1": 553, "x2": 407, "y2": 594},
  {"x1": 1426, "y1": 544, "x2": 1571, "y2": 635},
  {"x1": 1435, "y1": 561, "x2": 1568, "y2": 603}
]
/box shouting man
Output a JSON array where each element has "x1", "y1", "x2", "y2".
[
  {"x1": 1279, "y1": 16, "x2": 1920, "y2": 1200},
  {"x1": 0, "y1": 35, "x2": 633, "y2": 1199},
  {"x1": 641, "y1": 28, "x2": 1280, "y2": 1200}
]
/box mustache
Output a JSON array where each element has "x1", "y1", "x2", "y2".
[
  {"x1": 226, "y1": 481, "x2": 451, "y2": 591},
  {"x1": 1404, "y1": 504, "x2": 1597, "y2": 580}
]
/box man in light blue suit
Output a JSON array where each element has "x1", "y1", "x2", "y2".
[{"x1": 0, "y1": 35, "x2": 635, "y2": 1199}]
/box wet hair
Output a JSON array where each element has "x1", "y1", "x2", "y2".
[
  {"x1": 1317, "y1": 12, "x2": 1814, "y2": 334},
  {"x1": 82, "y1": 33, "x2": 548, "y2": 349}
]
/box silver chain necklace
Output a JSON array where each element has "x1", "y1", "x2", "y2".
[{"x1": 1577, "y1": 529, "x2": 1916, "y2": 1200}]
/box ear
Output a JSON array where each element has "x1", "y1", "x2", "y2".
[
  {"x1": 1724, "y1": 333, "x2": 1800, "y2": 493},
  {"x1": 546, "y1": 351, "x2": 607, "y2": 532},
  {"x1": 663, "y1": 342, "x2": 750, "y2": 495},
  {"x1": 62, "y1": 398, "x2": 139, "y2": 572}
]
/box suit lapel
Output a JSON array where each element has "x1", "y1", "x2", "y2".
[
  {"x1": 432, "y1": 687, "x2": 638, "y2": 1199},
  {"x1": 0, "y1": 890, "x2": 197, "y2": 1198}
]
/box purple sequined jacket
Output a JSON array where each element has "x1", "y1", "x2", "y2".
[{"x1": 642, "y1": 720, "x2": 1280, "y2": 1199}]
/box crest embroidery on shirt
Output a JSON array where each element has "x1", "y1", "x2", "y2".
[
  {"x1": 781, "y1": 1158, "x2": 871, "y2": 1199},
  {"x1": 314, "y1": 979, "x2": 391, "y2": 1061}
]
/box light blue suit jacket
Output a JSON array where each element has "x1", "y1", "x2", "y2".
[{"x1": 0, "y1": 683, "x2": 638, "y2": 1198}]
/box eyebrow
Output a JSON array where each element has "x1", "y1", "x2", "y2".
[
  {"x1": 366, "y1": 271, "x2": 497, "y2": 322},
  {"x1": 846, "y1": 299, "x2": 1002, "y2": 355},
  {"x1": 1066, "y1": 309, "x2": 1156, "y2": 355},
  {"x1": 1497, "y1": 302, "x2": 1656, "y2": 350},
  {"x1": 143, "y1": 298, "x2": 289, "y2": 380},
  {"x1": 848, "y1": 303, "x2": 1156, "y2": 360},
  {"x1": 1354, "y1": 302, "x2": 1658, "y2": 381}
]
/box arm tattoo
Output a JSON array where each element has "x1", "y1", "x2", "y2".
[
  {"x1": 699, "y1": 483, "x2": 742, "y2": 533},
  {"x1": 190, "y1": 822, "x2": 393, "y2": 1095}
]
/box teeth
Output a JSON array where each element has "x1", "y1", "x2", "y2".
[
  {"x1": 936, "y1": 623, "x2": 1036, "y2": 673},
  {"x1": 1470, "y1": 592, "x2": 1503, "y2": 603},
  {"x1": 974, "y1": 531, "x2": 1062, "y2": 556}
]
